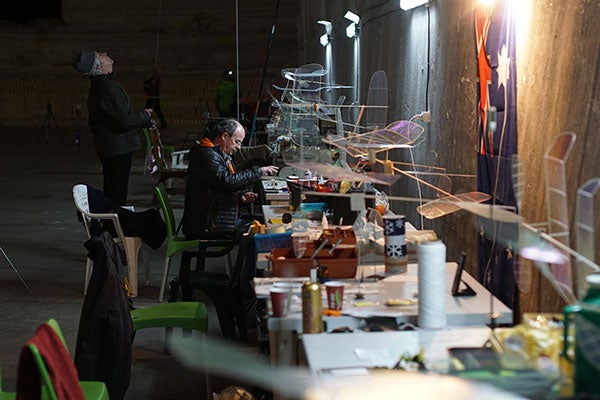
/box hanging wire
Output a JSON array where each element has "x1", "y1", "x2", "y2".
[
  {"x1": 249, "y1": 0, "x2": 281, "y2": 143},
  {"x1": 236, "y1": 0, "x2": 240, "y2": 120},
  {"x1": 154, "y1": 0, "x2": 163, "y2": 71}
]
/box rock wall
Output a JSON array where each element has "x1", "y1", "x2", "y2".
[{"x1": 299, "y1": 0, "x2": 600, "y2": 315}]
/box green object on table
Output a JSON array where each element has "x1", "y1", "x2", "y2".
[{"x1": 563, "y1": 274, "x2": 600, "y2": 395}]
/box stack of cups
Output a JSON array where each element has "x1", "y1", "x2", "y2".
[
  {"x1": 417, "y1": 240, "x2": 447, "y2": 329},
  {"x1": 383, "y1": 215, "x2": 408, "y2": 274},
  {"x1": 291, "y1": 232, "x2": 308, "y2": 259}
]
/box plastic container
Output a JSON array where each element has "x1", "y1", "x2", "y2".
[
  {"x1": 299, "y1": 202, "x2": 328, "y2": 220},
  {"x1": 254, "y1": 231, "x2": 292, "y2": 253},
  {"x1": 563, "y1": 274, "x2": 600, "y2": 395}
]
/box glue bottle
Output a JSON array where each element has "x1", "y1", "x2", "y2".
[{"x1": 302, "y1": 273, "x2": 323, "y2": 333}]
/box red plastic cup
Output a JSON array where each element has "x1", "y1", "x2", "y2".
[
  {"x1": 325, "y1": 281, "x2": 344, "y2": 310},
  {"x1": 270, "y1": 287, "x2": 290, "y2": 317}
]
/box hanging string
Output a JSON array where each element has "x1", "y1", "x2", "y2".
[
  {"x1": 154, "y1": 0, "x2": 163, "y2": 72},
  {"x1": 235, "y1": 0, "x2": 240, "y2": 120},
  {"x1": 249, "y1": 0, "x2": 281, "y2": 143}
]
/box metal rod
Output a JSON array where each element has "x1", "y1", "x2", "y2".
[{"x1": 0, "y1": 245, "x2": 32, "y2": 295}]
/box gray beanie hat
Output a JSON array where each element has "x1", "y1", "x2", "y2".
[{"x1": 72, "y1": 51, "x2": 96, "y2": 75}]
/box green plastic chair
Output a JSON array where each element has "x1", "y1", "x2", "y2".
[
  {"x1": 154, "y1": 183, "x2": 200, "y2": 302},
  {"x1": 130, "y1": 301, "x2": 208, "y2": 354},
  {"x1": 28, "y1": 319, "x2": 109, "y2": 400},
  {"x1": 0, "y1": 370, "x2": 15, "y2": 400}
]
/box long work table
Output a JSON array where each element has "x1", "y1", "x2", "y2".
[
  {"x1": 302, "y1": 326, "x2": 491, "y2": 374},
  {"x1": 254, "y1": 262, "x2": 513, "y2": 365}
]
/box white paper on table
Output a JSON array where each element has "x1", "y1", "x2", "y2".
[{"x1": 353, "y1": 348, "x2": 397, "y2": 368}]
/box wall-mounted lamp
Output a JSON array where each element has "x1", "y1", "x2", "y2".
[
  {"x1": 399, "y1": 0, "x2": 430, "y2": 11},
  {"x1": 318, "y1": 20, "x2": 332, "y2": 47},
  {"x1": 344, "y1": 11, "x2": 360, "y2": 38},
  {"x1": 320, "y1": 34, "x2": 329, "y2": 47}
]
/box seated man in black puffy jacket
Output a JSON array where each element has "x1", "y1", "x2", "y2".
[
  {"x1": 182, "y1": 119, "x2": 278, "y2": 318},
  {"x1": 182, "y1": 118, "x2": 278, "y2": 240}
]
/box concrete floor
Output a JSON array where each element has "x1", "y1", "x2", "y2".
[{"x1": 0, "y1": 126, "x2": 267, "y2": 399}]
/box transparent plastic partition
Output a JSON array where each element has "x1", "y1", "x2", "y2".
[
  {"x1": 576, "y1": 178, "x2": 600, "y2": 298},
  {"x1": 544, "y1": 131, "x2": 576, "y2": 292}
]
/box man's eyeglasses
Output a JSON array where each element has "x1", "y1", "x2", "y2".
[{"x1": 227, "y1": 134, "x2": 242, "y2": 145}]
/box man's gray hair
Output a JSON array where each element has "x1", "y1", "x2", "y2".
[
  {"x1": 207, "y1": 119, "x2": 242, "y2": 141},
  {"x1": 88, "y1": 55, "x2": 103, "y2": 76}
]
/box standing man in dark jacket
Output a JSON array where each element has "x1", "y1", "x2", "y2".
[
  {"x1": 182, "y1": 119, "x2": 278, "y2": 240},
  {"x1": 72, "y1": 50, "x2": 153, "y2": 205}
]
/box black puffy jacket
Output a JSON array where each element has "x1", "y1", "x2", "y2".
[{"x1": 182, "y1": 141, "x2": 262, "y2": 239}]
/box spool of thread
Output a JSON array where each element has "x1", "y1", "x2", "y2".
[{"x1": 417, "y1": 240, "x2": 447, "y2": 329}]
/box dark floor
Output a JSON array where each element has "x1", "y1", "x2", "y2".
[{"x1": 0, "y1": 126, "x2": 269, "y2": 399}]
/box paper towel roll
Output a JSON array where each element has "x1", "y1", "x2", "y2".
[{"x1": 417, "y1": 240, "x2": 447, "y2": 329}]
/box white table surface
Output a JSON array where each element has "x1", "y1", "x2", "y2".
[
  {"x1": 255, "y1": 262, "x2": 512, "y2": 332},
  {"x1": 302, "y1": 326, "x2": 492, "y2": 374}
]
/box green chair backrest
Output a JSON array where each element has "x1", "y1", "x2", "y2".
[
  {"x1": 28, "y1": 344, "x2": 58, "y2": 400},
  {"x1": 155, "y1": 183, "x2": 176, "y2": 239},
  {"x1": 29, "y1": 319, "x2": 70, "y2": 400},
  {"x1": 46, "y1": 319, "x2": 67, "y2": 349},
  {"x1": 25, "y1": 320, "x2": 109, "y2": 400}
]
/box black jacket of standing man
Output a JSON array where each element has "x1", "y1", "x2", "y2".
[{"x1": 72, "y1": 50, "x2": 153, "y2": 205}]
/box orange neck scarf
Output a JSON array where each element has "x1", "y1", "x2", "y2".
[{"x1": 199, "y1": 138, "x2": 235, "y2": 174}]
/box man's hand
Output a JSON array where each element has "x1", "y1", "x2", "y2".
[
  {"x1": 241, "y1": 191, "x2": 258, "y2": 204},
  {"x1": 260, "y1": 165, "x2": 279, "y2": 177}
]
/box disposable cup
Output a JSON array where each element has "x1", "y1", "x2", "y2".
[
  {"x1": 286, "y1": 175, "x2": 299, "y2": 191},
  {"x1": 324, "y1": 281, "x2": 344, "y2": 310},
  {"x1": 270, "y1": 287, "x2": 290, "y2": 317},
  {"x1": 291, "y1": 232, "x2": 308, "y2": 259}
]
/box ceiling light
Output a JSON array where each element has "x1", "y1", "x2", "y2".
[
  {"x1": 400, "y1": 0, "x2": 430, "y2": 11},
  {"x1": 344, "y1": 11, "x2": 360, "y2": 24},
  {"x1": 320, "y1": 33, "x2": 329, "y2": 47},
  {"x1": 345, "y1": 23, "x2": 356, "y2": 38},
  {"x1": 344, "y1": 11, "x2": 360, "y2": 38},
  {"x1": 317, "y1": 20, "x2": 332, "y2": 35}
]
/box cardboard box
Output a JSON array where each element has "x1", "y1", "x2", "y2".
[{"x1": 270, "y1": 247, "x2": 357, "y2": 279}]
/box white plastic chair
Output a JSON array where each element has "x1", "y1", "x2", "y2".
[
  {"x1": 72, "y1": 184, "x2": 143, "y2": 297},
  {"x1": 171, "y1": 149, "x2": 189, "y2": 170}
]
